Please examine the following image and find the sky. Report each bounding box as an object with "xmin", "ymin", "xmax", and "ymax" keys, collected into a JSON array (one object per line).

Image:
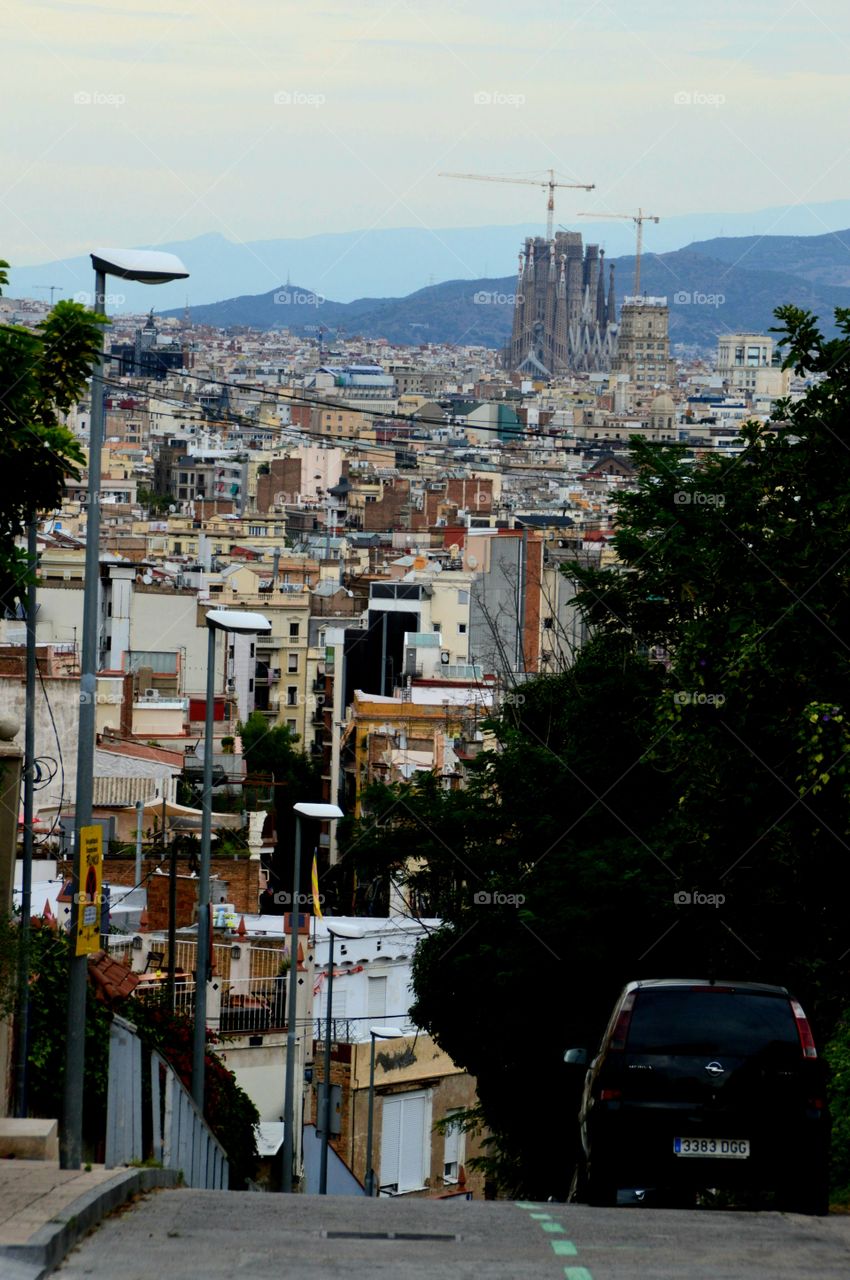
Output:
[{"xmin": 3, "ymin": 0, "xmax": 850, "ymax": 270}]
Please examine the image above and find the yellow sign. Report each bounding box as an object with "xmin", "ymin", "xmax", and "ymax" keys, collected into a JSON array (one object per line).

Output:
[{"xmin": 75, "ymin": 825, "xmax": 103, "ymax": 955}]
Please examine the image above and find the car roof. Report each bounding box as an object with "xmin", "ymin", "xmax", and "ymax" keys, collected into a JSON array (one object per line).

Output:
[{"xmin": 624, "ymin": 978, "xmax": 790, "ymax": 996}]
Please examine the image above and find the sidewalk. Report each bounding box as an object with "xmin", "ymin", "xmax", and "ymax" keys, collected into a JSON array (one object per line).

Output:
[{"xmin": 0, "ymin": 1158, "xmax": 179, "ymax": 1278}]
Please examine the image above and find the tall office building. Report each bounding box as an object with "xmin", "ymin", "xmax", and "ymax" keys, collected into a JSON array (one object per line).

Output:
[{"xmin": 611, "ymin": 296, "xmax": 674, "ymax": 391}]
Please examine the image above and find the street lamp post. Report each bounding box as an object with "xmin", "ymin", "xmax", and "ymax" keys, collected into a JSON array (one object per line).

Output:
[
  {"xmin": 318, "ymin": 922, "xmax": 364, "ymax": 1195},
  {"xmin": 191, "ymin": 609, "xmax": 271, "ymax": 1112},
  {"xmin": 61, "ymin": 248, "xmax": 189, "ymax": 1171},
  {"xmin": 364, "ymin": 1026, "xmax": 403, "ymax": 1197},
  {"xmin": 282, "ymin": 802, "xmax": 344, "ymax": 1193}
]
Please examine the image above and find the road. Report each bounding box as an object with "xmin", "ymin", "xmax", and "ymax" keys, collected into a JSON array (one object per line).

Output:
[{"xmin": 56, "ymin": 1190, "xmax": 850, "ymax": 1279}]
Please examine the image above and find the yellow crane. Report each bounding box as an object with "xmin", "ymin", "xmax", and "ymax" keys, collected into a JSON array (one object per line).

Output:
[
  {"xmin": 439, "ymin": 169, "xmax": 595, "ymax": 241},
  {"xmin": 577, "ymin": 208, "xmax": 660, "ymax": 296}
]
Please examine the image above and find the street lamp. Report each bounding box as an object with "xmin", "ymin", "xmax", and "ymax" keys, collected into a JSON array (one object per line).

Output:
[
  {"xmin": 318, "ymin": 921, "xmax": 364, "ymax": 1195},
  {"xmin": 191, "ymin": 608, "xmax": 271, "ymax": 1112},
  {"xmin": 365, "ymin": 1026, "xmax": 404, "ymax": 1197},
  {"xmin": 282, "ymin": 802, "xmax": 344, "ymax": 1193},
  {"xmin": 62, "ymin": 247, "xmax": 189, "ymax": 1171}
]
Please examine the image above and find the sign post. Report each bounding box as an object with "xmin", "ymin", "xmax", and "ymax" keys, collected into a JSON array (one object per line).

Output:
[{"xmin": 75, "ymin": 825, "xmax": 103, "ymax": 956}]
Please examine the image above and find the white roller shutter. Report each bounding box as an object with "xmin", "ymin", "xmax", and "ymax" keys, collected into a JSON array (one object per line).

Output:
[
  {"xmin": 367, "ymin": 975, "xmax": 388, "ymax": 1019},
  {"xmin": 379, "ymin": 1090, "xmax": 431, "ymax": 1193}
]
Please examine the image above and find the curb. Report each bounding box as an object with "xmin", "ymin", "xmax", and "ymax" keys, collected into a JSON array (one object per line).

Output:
[{"xmin": 0, "ymin": 1166, "xmax": 180, "ymax": 1278}]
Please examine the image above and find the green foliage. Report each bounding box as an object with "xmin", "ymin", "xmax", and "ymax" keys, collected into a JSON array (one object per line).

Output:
[
  {"xmin": 26, "ymin": 924, "xmax": 112, "ymax": 1152},
  {"xmin": 344, "ymin": 307, "xmax": 850, "ymax": 1197},
  {"xmin": 238, "ymin": 711, "xmax": 321, "ymax": 905},
  {"xmin": 825, "ymin": 1013, "xmax": 850, "ymax": 1204},
  {"xmin": 0, "ymin": 912, "xmax": 21, "ymax": 1022},
  {"xmin": 0, "ymin": 266, "xmax": 105, "ymax": 613}
]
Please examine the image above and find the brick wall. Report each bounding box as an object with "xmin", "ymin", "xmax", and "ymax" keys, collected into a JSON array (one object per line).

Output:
[{"xmin": 58, "ymin": 855, "xmax": 262, "ymax": 919}]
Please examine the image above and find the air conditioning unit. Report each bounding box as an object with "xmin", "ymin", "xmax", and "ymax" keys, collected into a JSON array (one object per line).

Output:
[
  {"xmin": 143, "ymin": 687, "xmax": 156, "ymax": 698},
  {"xmin": 226, "ymin": 678, "xmax": 236, "ymax": 692}
]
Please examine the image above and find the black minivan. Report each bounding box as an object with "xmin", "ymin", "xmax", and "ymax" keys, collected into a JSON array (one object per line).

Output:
[{"xmin": 566, "ymin": 979, "xmax": 831, "ymax": 1213}]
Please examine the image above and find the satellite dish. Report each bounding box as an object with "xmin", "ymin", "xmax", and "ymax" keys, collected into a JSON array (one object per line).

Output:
[
  {"xmin": 168, "ymin": 504, "xmax": 176, "ymax": 513},
  {"xmin": 467, "ymin": 554, "xmax": 478, "ymax": 569},
  {"xmin": 142, "ymin": 573, "xmax": 153, "ymax": 584},
  {"xmin": 433, "ymin": 561, "xmax": 442, "ymax": 573}
]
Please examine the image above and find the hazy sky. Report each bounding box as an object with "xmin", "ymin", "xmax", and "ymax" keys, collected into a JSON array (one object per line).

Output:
[{"xmin": 3, "ymin": 0, "xmax": 849, "ymax": 267}]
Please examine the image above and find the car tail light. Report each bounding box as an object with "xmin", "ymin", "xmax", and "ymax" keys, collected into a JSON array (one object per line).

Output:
[
  {"xmin": 807, "ymin": 1097, "xmax": 826, "ymax": 1111},
  {"xmin": 600, "ymin": 1088, "xmax": 622, "ymax": 1101},
  {"xmin": 609, "ymin": 990, "xmax": 636, "ymax": 1051},
  {"xmin": 790, "ymin": 999, "xmax": 818, "ymax": 1059}
]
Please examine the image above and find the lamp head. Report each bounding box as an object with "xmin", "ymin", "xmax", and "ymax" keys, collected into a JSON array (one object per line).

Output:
[
  {"xmin": 205, "ymin": 608, "xmax": 272, "ymax": 635},
  {"xmin": 370, "ymin": 1026, "xmax": 404, "ymax": 1040},
  {"xmin": 90, "ymin": 247, "xmax": 189, "ymax": 284},
  {"xmin": 293, "ymin": 802, "xmax": 344, "ymax": 820}
]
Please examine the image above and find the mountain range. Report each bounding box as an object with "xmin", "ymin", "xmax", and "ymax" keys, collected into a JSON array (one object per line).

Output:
[
  {"xmin": 7, "ymin": 199, "xmax": 850, "ymax": 314},
  {"xmin": 164, "ymin": 233, "xmax": 850, "ymax": 351}
]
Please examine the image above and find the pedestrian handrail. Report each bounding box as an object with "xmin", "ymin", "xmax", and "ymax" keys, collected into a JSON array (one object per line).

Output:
[{"xmin": 105, "ymin": 1015, "xmax": 229, "ymax": 1189}]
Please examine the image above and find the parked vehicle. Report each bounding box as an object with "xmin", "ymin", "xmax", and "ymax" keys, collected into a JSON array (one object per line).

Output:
[{"xmin": 565, "ymin": 978, "xmax": 831, "ymax": 1213}]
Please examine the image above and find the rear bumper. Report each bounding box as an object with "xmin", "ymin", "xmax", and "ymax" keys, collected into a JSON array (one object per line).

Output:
[{"xmin": 587, "ymin": 1103, "xmax": 829, "ymax": 1188}]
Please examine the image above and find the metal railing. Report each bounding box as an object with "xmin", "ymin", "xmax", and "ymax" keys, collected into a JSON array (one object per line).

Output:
[
  {"xmin": 220, "ymin": 976, "xmax": 287, "ymax": 1034},
  {"xmin": 106, "ymin": 1016, "xmax": 229, "ymax": 1189}
]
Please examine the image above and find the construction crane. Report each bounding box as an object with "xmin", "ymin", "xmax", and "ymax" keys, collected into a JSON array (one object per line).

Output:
[
  {"xmin": 34, "ymin": 285, "xmax": 62, "ymax": 306},
  {"xmin": 576, "ymin": 209, "xmax": 660, "ymax": 296},
  {"xmin": 440, "ymin": 169, "xmax": 595, "ymax": 241}
]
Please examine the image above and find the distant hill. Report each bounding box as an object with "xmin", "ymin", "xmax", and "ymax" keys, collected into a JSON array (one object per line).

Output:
[
  {"xmin": 687, "ymin": 229, "xmax": 850, "ymax": 288},
  {"xmin": 167, "ymin": 240, "xmax": 850, "ymax": 351}
]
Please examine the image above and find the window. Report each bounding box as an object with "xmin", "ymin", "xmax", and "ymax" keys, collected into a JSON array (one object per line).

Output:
[
  {"xmin": 367, "ymin": 975, "xmax": 388, "ymax": 1019},
  {"xmin": 289, "ymin": 621, "xmax": 300, "ymax": 639},
  {"xmin": 458, "ymin": 623, "xmax": 467, "ymax": 635},
  {"xmin": 443, "ymin": 1109, "xmax": 465, "ymax": 1185},
  {"xmin": 287, "ymin": 686, "xmax": 298, "ymax": 706},
  {"xmin": 543, "ymin": 616, "xmax": 553, "ymax": 630},
  {"xmin": 248, "ymin": 678, "xmax": 254, "ymax": 692},
  {"xmin": 173, "ymin": 542, "xmax": 182, "ymax": 554},
  {"xmin": 250, "ymin": 643, "xmax": 255, "ymax": 659},
  {"xmin": 432, "ymin": 624, "xmax": 440, "ymax": 633},
  {"xmin": 287, "ymin": 718, "xmax": 297, "ymax": 732},
  {"xmin": 458, "ymin": 590, "xmax": 469, "ymax": 605},
  {"xmin": 288, "ymin": 654, "xmax": 298, "ymax": 673},
  {"xmin": 380, "ymin": 1090, "xmax": 431, "ymax": 1194}
]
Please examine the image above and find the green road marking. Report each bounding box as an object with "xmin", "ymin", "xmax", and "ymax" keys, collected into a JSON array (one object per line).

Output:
[
  {"xmin": 530, "ymin": 1212, "xmax": 552, "ymax": 1219},
  {"xmin": 564, "ymin": 1269, "xmax": 594, "ymax": 1280},
  {"xmin": 551, "ymin": 1239, "xmax": 578, "ymax": 1255},
  {"xmin": 515, "ymin": 1201, "xmax": 538, "ymax": 1209},
  {"xmin": 542, "ymin": 1221, "xmax": 565, "ymax": 1233}
]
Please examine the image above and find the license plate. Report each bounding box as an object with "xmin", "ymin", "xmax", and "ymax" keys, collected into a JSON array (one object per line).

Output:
[{"xmin": 674, "ymin": 1137, "xmax": 750, "ymax": 1158}]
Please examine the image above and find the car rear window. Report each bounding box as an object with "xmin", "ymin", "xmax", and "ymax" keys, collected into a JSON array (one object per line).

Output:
[{"xmin": 625, "ymin": 989, "xmax": 799, "ymax": 1056}]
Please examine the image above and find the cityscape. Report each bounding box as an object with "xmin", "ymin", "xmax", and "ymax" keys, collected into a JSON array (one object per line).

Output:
[{"xmin": 2, "ymin": 2, "xmax": 850, "ymax": 1277}]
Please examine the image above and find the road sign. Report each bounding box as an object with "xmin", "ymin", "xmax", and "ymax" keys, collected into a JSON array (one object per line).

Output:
[{"xmin": 75, "ymin": 825, "xmax": 103, "ymax": 955}]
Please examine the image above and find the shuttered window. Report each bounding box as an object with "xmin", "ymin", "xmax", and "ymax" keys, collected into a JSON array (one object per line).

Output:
[
  {"xmin": 379, "ymin": 1090, "xmax": 431, "ymax": 1193},
  {"xmin": 443, "ymin": 1109, "xmax": 464, "ymax": 1184},
  {"xmin": 367, "ymin": 975, "xmax": 387, "ymax": 1019}
]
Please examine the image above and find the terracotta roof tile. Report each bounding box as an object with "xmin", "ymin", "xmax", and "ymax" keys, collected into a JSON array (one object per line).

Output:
[{"xmin": 88, "ymin": 950, "xmax": 140, "ymax": 1004}]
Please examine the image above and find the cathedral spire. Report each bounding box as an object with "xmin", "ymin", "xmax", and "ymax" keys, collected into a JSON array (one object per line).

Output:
[
  {"xmin": 606, "ymin": 261, "xmax": 617, "ymax": 327},
  {"xmin": 596, "ymin": 248, "xmax": 607, "ymax": 326}
]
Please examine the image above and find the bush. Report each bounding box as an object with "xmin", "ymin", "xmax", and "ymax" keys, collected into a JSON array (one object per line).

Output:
[{"xmin": 825, "ymin": 1013, "xmax": 850, "ymax": 1204}]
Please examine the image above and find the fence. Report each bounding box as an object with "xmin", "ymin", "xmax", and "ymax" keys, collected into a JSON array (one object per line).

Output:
[
  {"xmin": 220, "ymin": 975, "xmax": 287, "ymax": 1034},
  {"xmin": 106, "ymin": 1015, "xmax": 229, "ymax": 1189}
]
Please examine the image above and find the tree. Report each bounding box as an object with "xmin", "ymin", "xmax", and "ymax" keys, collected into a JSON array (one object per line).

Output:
[
  {"xmin": 238, "ymin": 712, "xmax": 321, "ymax": 910},
  {"xmin": 0, "ymin": 261, "xmax": 105, "ymax": 612},
  {"xmin": 342, "ymin": 307, "xmax": 850, "ymax": 1197}
]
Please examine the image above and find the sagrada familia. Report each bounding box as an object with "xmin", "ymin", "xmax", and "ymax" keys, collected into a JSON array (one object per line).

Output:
[{"xmin": 505, "ymin": 231, "xmax": 617, "ymax": 377}]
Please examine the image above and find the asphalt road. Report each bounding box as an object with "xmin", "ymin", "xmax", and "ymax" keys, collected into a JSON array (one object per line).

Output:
[{"xmin": 56, "ymin": 1190, "xmax": 850, "ymax": 1280}]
